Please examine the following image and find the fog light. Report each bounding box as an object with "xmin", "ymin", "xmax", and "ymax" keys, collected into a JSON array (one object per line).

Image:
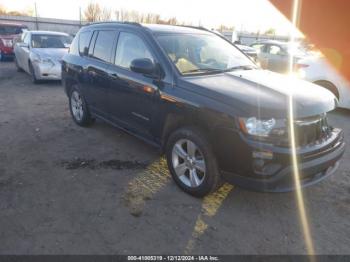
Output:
[{"xmin": 252, "ymin": 150, "xmax": 273, "ymax": 160}]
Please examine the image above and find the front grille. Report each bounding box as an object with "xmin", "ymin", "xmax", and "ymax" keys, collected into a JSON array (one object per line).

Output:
[{"xmin": 294, "ymin": 114, "xmax": 332, "ymax": 147}]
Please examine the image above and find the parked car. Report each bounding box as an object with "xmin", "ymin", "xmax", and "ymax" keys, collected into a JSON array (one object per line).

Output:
[
  {"xmin": 250, "ymin": 40, "xmax": 310, "ymax": 73},
  {"xmin": 14, "ymin": 31, "xmax": 72, "ymax": 83},
  {"xmin": 62, "ymin": 23, "xmax": 345, "ymax": 197},
  {"xmin": 296, "ymin": 56, "xmax": 350, "ymax": 109},
  {"xmin": 0, "ymin": 22, "xmax": 28, "ymax": 61}
]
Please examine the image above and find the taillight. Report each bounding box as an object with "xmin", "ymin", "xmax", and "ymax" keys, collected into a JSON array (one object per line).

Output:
[{"xmin": 295, "ymin": 63, "xmax": 309, "ymax": 70}]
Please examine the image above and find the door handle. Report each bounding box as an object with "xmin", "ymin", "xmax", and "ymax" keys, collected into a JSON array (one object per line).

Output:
[
  {"xmin": 109, "ymin": 73, "xmax": 119, "ymax": 80},
  {"xmin": 88, "ymin": 71, "xmax": 97, "ymax": 76}
]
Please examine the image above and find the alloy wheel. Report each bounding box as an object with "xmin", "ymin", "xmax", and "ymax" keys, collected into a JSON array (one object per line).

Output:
[
  {"xmin": 70, "ymin": 91, "xmax": 84, "ymax": 121},
  {"xmin": 171, "ymin": 139, "xmax": 206, "ymax": 188}
]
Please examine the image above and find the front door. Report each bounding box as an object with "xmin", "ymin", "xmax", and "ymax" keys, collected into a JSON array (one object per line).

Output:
[{"xmin": 107, "ymin": 31, "xmax": 160, "ymax": 138}]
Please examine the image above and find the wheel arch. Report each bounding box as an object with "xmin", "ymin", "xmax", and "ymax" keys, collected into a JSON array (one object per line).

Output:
[
  {"xmin": 313, "ymin": 80, "xmax": 339, "ymax": 100},
  {"xmin": 160, "ymin": 109, "xmax": 217, "ymax": 153},
  {"xmin": 64, "ymin": 77, "xmax": 79, "ymax": 97}
]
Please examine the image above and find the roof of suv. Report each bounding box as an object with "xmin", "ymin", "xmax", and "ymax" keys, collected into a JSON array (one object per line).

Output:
[{"xmin": 85, "ymin": 22, "xmax": 212, "ymax": 35}]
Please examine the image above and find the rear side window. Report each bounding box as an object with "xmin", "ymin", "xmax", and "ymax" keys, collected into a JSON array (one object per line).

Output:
[
  {"xmin": 92, "ymin": 30, "xmax": 117, "ymax": 63},
  {"xmin": 79, "ymin": 31, "xmax": 92, "ymax": 56},
  {"xmin": 69, "ymin": 34, "xmax": 79, "ymax": 55},
  {"xmin": 114, "ymin": 32, "xmax": 154, "ymax": 69}
]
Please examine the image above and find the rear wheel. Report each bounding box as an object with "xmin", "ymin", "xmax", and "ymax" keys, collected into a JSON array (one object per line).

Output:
[
  {"xmin": 69, "ymin": 86, "xmax": 94, "ymax": 127},
  {"xmin": 166, "ymin": 127, "xmax": 221, "ymax": 197}
]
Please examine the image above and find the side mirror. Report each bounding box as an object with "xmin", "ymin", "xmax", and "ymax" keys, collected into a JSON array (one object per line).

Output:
[
  {"xmin": 130, "ymin": 58, "xmax": 155, "ymax": 75},
  {"xmin": 18, "ymin": 42, "xmax": 29, "ymax": 48}
]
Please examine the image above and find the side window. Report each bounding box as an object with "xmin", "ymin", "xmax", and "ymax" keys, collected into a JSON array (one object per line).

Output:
[
  {"xmin": 69, "ymin": 34, "xmax": 79, "ymax": 55},
  {"xmin": 79, "ymin": 31, "xmax": 92, "ymax": 56},
  {"xmin": 268, "ymin": 45, "xmax": 283, "ymax": 55},
  {"xmin": 23, "ymin": 33, "xmax": 30, "ymax": 45},
  {"xmin": 114, "ymin": 32, "xmax": 154, "ymax": 69},
  {"xmin": 88, "ymin": 31, "xmax": 98, "ymax": 57},
  {"xmin": 92, "ymin": 30, "xmax": 117, "ymax": 63},
  {"xmin": 251, "ymin": 44, "xmax": 265, "ymax": 53}
]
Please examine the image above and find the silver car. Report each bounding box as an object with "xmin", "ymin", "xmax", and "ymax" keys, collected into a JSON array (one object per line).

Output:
[
  {"xmin": 14, "ymin": 31, "xmax": 72, "ymax": 83},
  {"xmin": 250, "ymin": 40, "xmax": 310, "ymax": 73}
]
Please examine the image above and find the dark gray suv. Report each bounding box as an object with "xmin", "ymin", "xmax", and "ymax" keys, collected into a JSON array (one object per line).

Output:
[{"xmin": 62, "ymin": 22, "xmax": 345, "ymax": 197}]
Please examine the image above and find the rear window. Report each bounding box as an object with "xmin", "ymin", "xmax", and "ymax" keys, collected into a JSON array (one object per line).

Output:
[
  {"xmin": 91, "ymin": 30, "xmax": 117, "ymax": 63},
  {"xmin": 0, "ymin": 25, "xmax": 27, "ymax": 35},
  {"xmin": 79, "ymin": 31, "xmax": 92, "ymax": 56}
]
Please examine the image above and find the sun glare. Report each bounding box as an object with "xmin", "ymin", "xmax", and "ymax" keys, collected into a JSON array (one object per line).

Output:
[{"xmin": 288, "ymin": 0, "xmax": 315, "ymax": 258}]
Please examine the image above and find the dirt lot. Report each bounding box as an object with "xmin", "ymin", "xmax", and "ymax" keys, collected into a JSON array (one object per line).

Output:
[{"xmin": 0, "ymin": 61, "xmax": 349, "ymax": 255}]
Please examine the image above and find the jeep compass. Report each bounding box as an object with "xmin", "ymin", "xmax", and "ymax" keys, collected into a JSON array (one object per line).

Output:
[{"xmin": 62, "ymin": 22, "xmax": 345, "ymax": 197}]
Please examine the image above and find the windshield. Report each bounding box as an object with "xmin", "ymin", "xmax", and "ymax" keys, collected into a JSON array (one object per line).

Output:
[
  {"xmin": 0, "ymin": 25, "xmax": 27, "ymax": 35},
  {"xmin": 31, "ymin": 34, "xmax": 72, "ymax": 49},
  {"xmin": 156, "ymin": 34, "xmax": 256, "ymax": 75}
]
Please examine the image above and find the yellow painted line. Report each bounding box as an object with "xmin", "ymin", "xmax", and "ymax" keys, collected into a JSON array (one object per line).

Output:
[
  {"xmin": 123, "ymin": 157, "xmax": 171, "ymax": 216},
  {"xmin": 184, "ymin": 183, "xmax": 234, "ymax": 254}
]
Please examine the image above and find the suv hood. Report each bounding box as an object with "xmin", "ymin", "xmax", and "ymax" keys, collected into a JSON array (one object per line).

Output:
[{"xmin": 182, "ymin": 69, "xmax": 337, "ymax": 119}]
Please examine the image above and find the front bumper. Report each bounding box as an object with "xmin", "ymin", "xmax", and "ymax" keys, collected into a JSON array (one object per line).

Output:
[
  {"xmin": 222, "ymin": 128, "xmax": 345, "ymax": 192},
  {"xmin": 32, "ymin": 61, "xmax": 62, "ymax": 80}
]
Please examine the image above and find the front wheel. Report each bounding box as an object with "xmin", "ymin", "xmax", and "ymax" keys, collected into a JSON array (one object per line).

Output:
[
  {"xmin": 69, "ymin": 86, "xmax": 94, "ymax": 127},
  {"xmin": 29, "ymin": 61, "xmax": 40, "ymax": 84},
  {"xmin": 14, "ymin": 57, "xmax": 23, "ymax": 72},
  {"xmin": 166, "ymin": 127, "xmax": 221, "ymax": 197}
]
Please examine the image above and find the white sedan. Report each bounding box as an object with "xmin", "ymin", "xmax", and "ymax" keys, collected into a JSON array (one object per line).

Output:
[
  {"xmin": 296, "ymin": 56, "xmax": 350, "ymax": 109},
  {"xmin": 14, "ymin": 31, "xmax": 72, "ymax": 83}
]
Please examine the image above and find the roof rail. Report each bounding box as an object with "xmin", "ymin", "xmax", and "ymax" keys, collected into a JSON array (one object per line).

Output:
[
  {"xmin": 85, "ymin": 21, "xmax": 142, "ymax": 27},
  {"xmin": 176, "ymin": 25, "xmax": 211, "ymax": 32}
]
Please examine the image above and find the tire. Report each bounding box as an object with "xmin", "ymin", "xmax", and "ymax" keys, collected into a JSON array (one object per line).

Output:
[
  {"xmin": 29, "ymin": 61, "xmax": 40, "ymax": 84},
  {"xmin": 14, "ymin": 57, "xmax": 23, "ymax": 72},
  {"xmin": 166, "ymin": 126, "xmax": 221, "ymax": 197},
  {"xmin": 68, "ymin": 86, "xmax": 94, "ymax": 127}
]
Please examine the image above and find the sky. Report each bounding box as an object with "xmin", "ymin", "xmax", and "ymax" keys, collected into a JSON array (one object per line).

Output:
[{"xmin": 1, "ymin": 0, "xmax": 298, "ymax": 35}]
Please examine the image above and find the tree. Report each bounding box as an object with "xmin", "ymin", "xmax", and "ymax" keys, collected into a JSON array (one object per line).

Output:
[
  {"xmin": 264, "ymin": 28, "xmax": 276, "ymax": 35},
  {"xmin": 0, "ymin": 5, "xmax": 33, "ymax": 16},
  {"xmin": 83, "ymin": 2, "xmax": 102, "ymax": 22},
  {"xmin": 0, "ymin": 5, "xmax": 6, "ymax": 15},
  {"xmin": 100, "ymin": 7, "xmax": 111, "ymax": 21}
]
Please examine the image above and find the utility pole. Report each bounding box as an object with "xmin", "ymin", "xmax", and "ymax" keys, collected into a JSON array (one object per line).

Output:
[
  {"xmin": 79, "ymin": 7, "xmax": 82, "ymax": 27},
  {"xmin": 34, "ymin": 2, "xmax": 39, "ymax": 30}
]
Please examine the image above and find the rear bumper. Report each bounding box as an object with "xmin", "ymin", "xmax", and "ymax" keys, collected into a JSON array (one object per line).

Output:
[
  {"xmin": 222, "ymin": 129, "xmax": 346, "ymax": 192},
  {"xmin": 0, "ymin": 46, "xmax": 14, "ymax": 57}
]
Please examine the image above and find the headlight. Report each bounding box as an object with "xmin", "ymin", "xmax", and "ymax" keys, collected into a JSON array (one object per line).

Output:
[
  {"xmin": 239, "ymin": 117, "xmax": 286, "ymax": 137},
  {"xmin": 31, "ymin": 53, "xmax": 41, "ymax": 63}
]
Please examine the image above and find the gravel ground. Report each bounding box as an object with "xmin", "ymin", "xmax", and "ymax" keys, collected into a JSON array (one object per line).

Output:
[{"xmin": 0, "ymin": 61, "xmax": 349, "ymax": 255}]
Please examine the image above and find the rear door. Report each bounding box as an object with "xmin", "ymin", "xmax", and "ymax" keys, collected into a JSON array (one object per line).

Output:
[{"xmin": 83, "ymin": 30, "xmax": 118, "ymax": 117}]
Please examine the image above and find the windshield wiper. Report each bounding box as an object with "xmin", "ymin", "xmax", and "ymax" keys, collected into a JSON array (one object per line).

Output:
[
  {"xmin": 182, "ymin": 68, "xmax": 223, "ymax": 74},
  {"xmin": 223, "ymin": 65, "xmax": 256, "ymax": 72}
]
